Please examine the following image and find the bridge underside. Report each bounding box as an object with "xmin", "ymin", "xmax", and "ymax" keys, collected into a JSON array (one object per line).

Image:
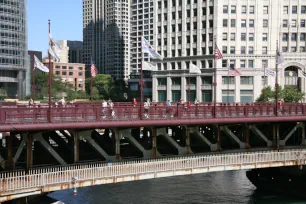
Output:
[{"xmin": 0, "ymin": 121, "xmax": 305, "ymax": 171}]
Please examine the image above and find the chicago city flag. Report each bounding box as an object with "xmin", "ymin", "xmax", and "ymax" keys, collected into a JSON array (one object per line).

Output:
[
  {"xmin": 142, "ymin": 37, "xmax": 162, "ymax": 60},
  {"xmin": 34, "ymin": 55, "xmax": 49, "ymax": 73}
]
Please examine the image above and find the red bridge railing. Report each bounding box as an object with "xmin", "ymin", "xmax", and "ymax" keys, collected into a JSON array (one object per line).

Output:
[{"xmin": 0, "ymin": 102, "xmax": 306, "ymax": 124}]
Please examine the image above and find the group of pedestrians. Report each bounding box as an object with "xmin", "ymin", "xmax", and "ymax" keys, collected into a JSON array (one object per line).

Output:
[{"xmin": 101, "ymin": 100, "xmax": 114, "ymax": 118}]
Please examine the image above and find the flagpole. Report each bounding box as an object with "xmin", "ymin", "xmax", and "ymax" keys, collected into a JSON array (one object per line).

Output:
[
  {"xmin": 140, "ymin": 34, "xmax": 144, "ymax": 119},
  {"xmin": 31, "ymin": 58, "xmax": 36, "ymax": 101},
  {"xmin": 48, "ymin": 19, "xmax": 52, "ymax": 122},
  {"xmin": 275, "ymin": 40, "xmax": 279, "ymax": 116},
  {"xmin": 90, "ymin": 76, "xmax": 93, "ymax": 102},
  {"xmin": 213, "ymin": 37, "xmax": 217, "ymax": 118},
  {"xmin": 188, "ymin": 74, "xmax": 190, "ymax": 102}
]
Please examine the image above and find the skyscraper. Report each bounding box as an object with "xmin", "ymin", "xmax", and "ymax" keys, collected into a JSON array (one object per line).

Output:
[
  {"xmin": 0, "ymin": 0, "xmax": 28, "ymax": 99},
  {"xmin": 83, "ymin": 0, "xmax": 130, "ymax": 80}
]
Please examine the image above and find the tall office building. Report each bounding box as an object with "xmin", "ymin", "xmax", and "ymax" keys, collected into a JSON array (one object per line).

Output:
[
  {"xmin": 83, "ymin": 0, "xmax": 130, "ymax": 80},
  {"xmin": 0, "ymin": 0, "xmax": 28, "ymax": 99},
  {"xmin": 152, "ymin": 0, "xmax": 306, "ymax": 103},
  {"xmin": 56, "ymin": 40, "xmax": 83, "ymax": 63}
]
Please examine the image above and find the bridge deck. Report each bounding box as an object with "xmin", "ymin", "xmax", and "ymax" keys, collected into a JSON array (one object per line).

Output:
[
  {"xmin": 0, "ymin": 149, "xmax": 305, "ymax": 202},
  {"xmin": 0, "ymin": 103, "xmax": 306, "ymax": 131}
]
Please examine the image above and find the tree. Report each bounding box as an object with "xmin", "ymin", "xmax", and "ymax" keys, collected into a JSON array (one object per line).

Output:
[
  {"xmin": 256, "ymin": 85, "xmax": 305, "ymax": 103},
  {"xmin": 0, "ymin": 88, "xmax": 7, "ymax": 100},
  {"xmin": 86, "ymin": 74, "xmax": 115, "ymax": 99}
]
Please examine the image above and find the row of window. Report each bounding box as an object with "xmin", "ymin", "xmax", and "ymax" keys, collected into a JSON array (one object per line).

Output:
[
  {"xmin": 55, "ymin": 66, "xmax": 83, "ymax": 71},
  {"xmin": 55, "ymin": 71, "xmax": 83, "ymax": 76},
  {"xmin": 223, "ymin": 19, "xmax": 268, "ymax": 28},
  {"xmin": 223, "ymin": 5, "xmax": 306, "ymax": 15}
]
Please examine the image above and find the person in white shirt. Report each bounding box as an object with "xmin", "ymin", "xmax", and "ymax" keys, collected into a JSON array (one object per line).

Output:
[{"xmin": 102, "ymin": 100, "xmax": 108, "ymax": 117}]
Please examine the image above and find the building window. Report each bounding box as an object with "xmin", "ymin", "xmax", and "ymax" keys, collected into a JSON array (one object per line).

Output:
[
  {"xmin": 240, "ymin": 60, "xmax": 246, "ymax": 68},
  {"xmin": 223, "ymin": 19, "xmax": 228, "ymax": 27},
  {"xmin": 241, "ymin": 76, "xmax": 253, "ymax": 85},
  {"xmin": 282, "ymin": 33, "xmax": 288, "ymax": 41},
  {"xmin": 222, "ymin": 33, "xmax": 228, "ymax": 40},
  {"xmin": 55, "ymin": 71, "xmax": 60, "ymax": 75},
  {"xmin": 62, "ymin": 66, "xmax": 67, "ymax": 69},
  {"xmin": 301, "ymin": 33, "xmax": 306, "ymax": 41},
  {"xmin": 250, "ymin": 6, "xmax": 255, "ymax": 14},
  {"xmin": 301, "ymin": 20, "xmax": 306, "ymax": 27},
  {"xmin": 242, "ymin": 6, "xmax": 247, "ymax": 14},
  {"xmin": 62, "ymin": 71, "xmax": 67, "ymax": 75},
  {"xmin": 263, "ymin": 6, "xmax": 268, "ymax": 14},
  {"xmin": 263, "ymin": 33, "xmax": 268, "ymax": 41},
  {"xmin": 283, "ymin": 20, "xmax": 288, "ymax": 27},
  {"xmin": 283, "ymin": 6, "xmax": 289, "ymax": 14},
  {"xmin": 158, "ymin": 78, "xmax": 167, "ymax": 86},
  {"xmin": 263, "ymin": 19, "xmax": 268, "ymax": 27},
  {"xmin": 55, "ymin": 66, "xmax": 60, "ymax": 69},
  {"xmin": 241, "ymin": 33, "xmax": 246, "ymax": 41},
  {"xmin": 241, "ymin": 19, "xmax": 246, "ymax": 27},
  {"xmin": 222, "ymin": 76, "xmax": 235, "ymax": 84},
  {"xmin": 291, "ymin": 33, "xmax": 297, "ymax": 41},
  {"xmin": 302, "ymin": 6, "xmax": 306, "ymax": 14},
  {"xmin": 230, "ymin": 33, "xmax": 235, "ymax": 41},
  {"xmin": 282, "ymin": 47, "xmax": 288, "ymax": 52},
  {"xmin": 202, "ymin": 91, "xmax": 212, "ymax": 102},
  {"xmin": 292, "ymin": 6, "xmax": 297, "ymax": 14},
  {"xmin": 262, "ymin": 60, "xmax": 268, "ymax": 68},
  {"xmin": 69, "ymin": 72, "xmax": 73, "ymax": 76},
  {"xmin": 230, "ymin": 46, "xmax": 235, "ymax": 54},
  {"xmin": 78, "ymin": 67, "xmax": 83, "ymax": 70},
  {"xmin": 262, "ymin": 46, "xmax": 267, "ymax": 54},
  {"xmin": 222, "ymin": 60, "xmax": 227, "ymax": 68},
  {"xmin": 222, "ymin": 90, "xmax": 235, "ymax": 103},
  {"xmin": 291, "ymin": 47, "xmax": 297, "ymax": 52},
  {"xmin": 231, "ymin": 19, "xmax": 236, "ymax": 27},
  {"xmin": 292, "ymin": 19, "xmax": 297, "ymax": 27},
  {"xmin": 249, "ymin": 19, "xmax": 254, "ymax": 27},
  {"xmin": 158, "ymin": 91, "xmax": 166, "ymax": 102},
  {"xmin": 301, "ymin": 47, "xmax": 306, "ymax": 52},
  {"xmin": 202, "ymin": 77, "xmax": 212, "ymax": 85},
  {"xmin": 249, "ymin": 47, "xmax": 254, "ymax": 54},
  {"xmin": 172, "ymin": 90, "xmax": 181, "ymax": 102},
  {"xmin": 231, "ymin": 5, "xmax": 236, "ymax": 14},
  {"xmin": 240, "ymin": 90, "xmax": 253, "ymax": 103},
  {"xmin": 249, "ymin": 33, "xmax": 254, "ymax": 41},
  {"xmin": 241, "ymin": 46, "xmax": 246, "ymax": 54},
  {"xmin": 78, "ymin": 72, "xmax": 83, "ymax": 76},
  {"xmin": 223, "ymin": 5, "xmax": 228, "ymax": 14},
  {"xmin": 248, "ymin": 60, "xmax": 254, "ymax": 68},
  {"xmin": 222, "ymin": 46, "xmax": 227, "ymax": 54}
]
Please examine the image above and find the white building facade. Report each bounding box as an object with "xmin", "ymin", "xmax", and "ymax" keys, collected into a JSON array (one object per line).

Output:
[{"xmin": 152, "ymin": 0, "xmax": 306, "ymax": 103}]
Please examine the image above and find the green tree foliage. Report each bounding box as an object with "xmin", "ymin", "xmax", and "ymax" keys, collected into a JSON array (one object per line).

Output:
[
  {"xmin": 33, "ymin": 72, "xmax": 88, "ymax": 101},
  {"xmin": 0, "ymin": 87, "xmax": 7, "ymax": 100},
  {"xmin": 256, "ymin": 85, "xmax": 305, "ymax": 103}
]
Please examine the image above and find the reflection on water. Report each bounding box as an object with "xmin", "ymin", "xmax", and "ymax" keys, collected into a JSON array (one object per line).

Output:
[{"xmin": 49, "ymin": 170, "xmax": 306, "ymax": 204}]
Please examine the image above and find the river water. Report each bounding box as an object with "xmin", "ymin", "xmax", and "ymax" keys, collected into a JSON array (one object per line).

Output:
[{"xmin": 49, "ymin": 170, "xmax": 306, "ymax": 204}]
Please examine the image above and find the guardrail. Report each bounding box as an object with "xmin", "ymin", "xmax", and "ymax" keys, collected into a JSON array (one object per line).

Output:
[
  {"xmin": 1, "ymin": 103, "xmax": 306, "ymax": 124},
  {"xmin": 0, "ymin": 149, "xmax": 304, "ymax": 193}
]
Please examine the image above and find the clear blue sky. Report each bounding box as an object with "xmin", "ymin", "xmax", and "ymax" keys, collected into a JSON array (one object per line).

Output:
[{"xmin": 27, "ymin": 0, "xmax": 83, "ymax": 56}]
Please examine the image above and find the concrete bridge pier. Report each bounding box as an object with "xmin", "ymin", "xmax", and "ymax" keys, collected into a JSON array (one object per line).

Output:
[
  {"xmin": 5, "ymin": 133, "xmax": 15, "ymax": 170},
  {"xmin": 70, "ymin": 130, "xmax": 80, "ymax": 163},
  {"xmin": 113, "ymin": 129, "xmax": 120, "ymax": 160},
  {"xmin": 26, "ymin": 133, "xmax": 33, "ymax": 172}
]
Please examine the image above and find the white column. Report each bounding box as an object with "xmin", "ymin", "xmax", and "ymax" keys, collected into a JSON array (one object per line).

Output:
[
  {"xmin": 152, "ymin": 76, "xmax": 158, "ymax": 102},
  {"xmin": 167, "ymin": 76, "xmax": 171, "ymax": 101},
  {"xmin": 181, "ymin": 76, "xmax": 186, "ymax": 101},
  {"xmin": 235, "ymin": 76, "xmax": 240, "ymax": 102},
  {"xmin": 217, "ymin": 75, "xmax": 223, "ymax": 102},
  {"xmin": 254, "ymin": 75, "xmax": 262, "ymax": 101},
  {"xmin": 196, "ymin": 75, "xmax": 202, "ymax": 101}
]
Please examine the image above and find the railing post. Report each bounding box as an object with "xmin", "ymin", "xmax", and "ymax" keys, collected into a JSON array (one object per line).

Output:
[{"xmin": 0, "ymin": 109, "xmax": 6, "ymax": 124}]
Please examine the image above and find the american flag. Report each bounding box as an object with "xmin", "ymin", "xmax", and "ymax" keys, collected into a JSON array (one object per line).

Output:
[
  {"xmin": 214, "ymin": 43, "xmax": 223, "ymax": 60},
  {"xmin": 229, "ymin": 65, "xmax": 241, "ymax": 76},
  {"xmin": 90, "ymin": 57, "xmax": 98, "ymax": 77}
]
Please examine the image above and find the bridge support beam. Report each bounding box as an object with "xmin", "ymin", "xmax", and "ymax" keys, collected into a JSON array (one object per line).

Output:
[
  {"xmin": 79, "ymin": 130, "xmax": 116, "ymax": 161},
  {"xmin": 71, "ymin": 130, "xmax": 80, "ymax": 163},
  {"xmin": 245, "ymin": 125, "xmax": 251, "ymax": 149},
  {"xmin": 216, "ymin": 125, "xmax": 221, "ymax": 151},
  {"xmin": 156, "ymin": 128, "xmax": 192, "ymax": 155},
  {"xmin": 152, "ymin": 128, "xmax": 157, "ymax": 158},
  {"xmin": 302, "ymin": 123, "xmax": 306, "ymax": 145},
  {"xmin": 279, "ymin": 123, "xmax": 303, "ymax": 146},
  {"xmin": 14, "ymin": 134, "xmax": 26, "ymax": 163},
  {"xmin": 190, "ymin": 127, "xmax": 217, "ymax": 151},
  {"xmin": 34, "ymin": 133, "xmax": 67, "ymax": 166},
  {"xmin": 249, "ymin": 125, "xmax": 272, "ymax": 147},
  {"xmin": 221, "ymin": 126, "xmax": 247, "ymax": 149},
  {"xmin": 120, "ymin": 129, "xmax": 161, "ymax": 159},
  {"xmin": 186, "ymin": 127, "xmax": 191, "ymax": 154},
  {"xmin": 114, "ymin": 129, "xmax": 120, "ymax": 160},
  {"xmin": 26, "ymin": 133, "xmax": 33, "ymax": 171},
  {"xmin": 6, "ymin": 133, "xmax": 15, "ymax": 170}
]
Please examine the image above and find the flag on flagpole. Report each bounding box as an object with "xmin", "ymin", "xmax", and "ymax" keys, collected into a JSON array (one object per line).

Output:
[
  {"xmin": 298, "ymin": 69, "xmax": 306, "ymax": 78},
  {"xmin": 48, "ymin": 32, "xmax": 61, "ymax": 62},
  {"xmin": 34, "ymin": 55, "xmax": 49, "ymax": 73},
  {"xmin": 229, "ymin": 65, "xmax": 241, "ymax": 76},
  {"xmin": 142, "ymin": 61, "xmax": 156, "ymax": 71},
  {"xmin": 264, "ymin": 68, "xmax": 276, "ymax": 77},
  {"xmin": 189, "ymin": 64, "xmax": 201, "ymax": 74},
  {"xmin": 214, "ymin": 43, "xmax": 223, "ymax": 60},
  {"xmin": 142, "ymin": 37, "xmax": 163, "ymax": 60},
  {"xmin": 90, "ymin": 57, "xmax": 98, "ymax": 77},
  {"xmin": 276, "ymin": 48, "xmax": 284, "ymax": 65}
]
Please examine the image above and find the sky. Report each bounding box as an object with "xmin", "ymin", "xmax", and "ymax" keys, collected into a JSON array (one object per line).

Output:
[{"xmin": 27, "ymin": 0, "xmax": 83, "ymax": 56}]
